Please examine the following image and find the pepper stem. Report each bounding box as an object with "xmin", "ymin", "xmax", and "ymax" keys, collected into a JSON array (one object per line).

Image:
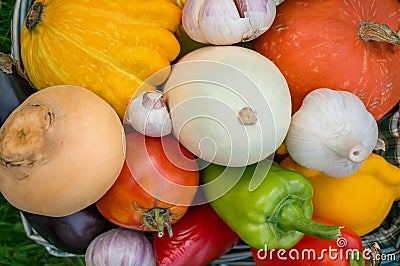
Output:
[
  {"xmin": 358, "ymin": 21, "xmax": 399, "ymax": 45},
  {"xmin": 278, "ymin": 204, "xmax": 341, "ymax": 240}
]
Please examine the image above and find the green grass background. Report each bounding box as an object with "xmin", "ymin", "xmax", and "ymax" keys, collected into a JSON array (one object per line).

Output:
[
  {"xmin": 0, "ymin": 0, "xmax": 85, "ymax": 265},
  {"xmin": 0, "ymin": 0, "xmax": 14, "ymax": 53}
]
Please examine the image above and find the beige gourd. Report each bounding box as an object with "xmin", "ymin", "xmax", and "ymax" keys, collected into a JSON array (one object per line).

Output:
[
  {"xmin": 0, "ymin": 85, "xmax": 125, "ymax": 216},
  {"xmin": 163, "ymin": 46, "xmax": 292, "ymax": 167}
]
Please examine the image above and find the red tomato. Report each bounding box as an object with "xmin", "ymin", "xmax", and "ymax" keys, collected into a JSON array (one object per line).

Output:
[
  {"xmin": 153, "ymin": 203, "xmax": 240, "ymax": 266},
  {"xmin": 96, "ymin": 132, "xmax": 199, "ymax": 237},
  {"xmin": 251, "ymin": 218, "xmax": 366, "ymax": 266}
]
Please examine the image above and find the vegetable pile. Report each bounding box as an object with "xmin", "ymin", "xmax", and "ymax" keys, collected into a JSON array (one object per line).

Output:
[{"xmin": 1, "ymin": 0, "xmax": 399, "ymax": 265}]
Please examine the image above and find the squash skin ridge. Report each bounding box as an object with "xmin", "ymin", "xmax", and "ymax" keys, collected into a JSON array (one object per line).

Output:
[
  {"xmin": 25, "ymin": 25, "xmax": 147, "ymax": 106},
  {"xmin": 61, "ymin": 4, "xmax": 182, "ymax": 33}
]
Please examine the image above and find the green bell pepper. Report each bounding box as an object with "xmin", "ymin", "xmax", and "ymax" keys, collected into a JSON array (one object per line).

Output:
[{"xmin": 200, "ymin": 160, "xmax": 341, "ymax": 250}]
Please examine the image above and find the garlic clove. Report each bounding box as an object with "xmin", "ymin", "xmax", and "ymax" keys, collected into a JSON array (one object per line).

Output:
[
  {"xmin": 182, "ymin": 0, "xmax": 277, "ymax": 45},
  {"xmin": 241, "ymin": 0, "xmax": 277, "ymax": 40},
  {"xmin": 200, "ymin": 17, "xmax": 249, "ymax": 45},
  {"xmin": 182, "ymin": 0, "xmax": 205, "ymax": 43},
  {"xmin": 126, "ymin": 91, "xmax": 173, "ymax": 137},
  {"xmin": 199, "ymin": 0, "xmax": 248, "ymax": 45}
]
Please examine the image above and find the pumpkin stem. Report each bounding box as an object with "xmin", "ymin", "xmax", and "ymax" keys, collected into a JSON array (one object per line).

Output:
[
  {"xmin": 358, "ymin": 21, "xmax": 399, "ymax": 45},
  {"xmin": 26, "ymin": 2, "xmax": 44, "ymax": 31}
]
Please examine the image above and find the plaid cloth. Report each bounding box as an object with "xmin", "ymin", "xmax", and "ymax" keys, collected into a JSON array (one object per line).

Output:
[
  {"xmin": 374, "ymin": 103, "xmax": 400, "ymax": 167},
  {"xmin": 362, "ymin": 102, "xmax": 400, "ymax": 265}
]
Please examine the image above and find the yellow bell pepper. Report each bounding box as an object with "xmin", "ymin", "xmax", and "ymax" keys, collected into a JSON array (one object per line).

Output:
[{"xmin": 280, "ymin": 153, "xmax": 400, "ymax": 236}]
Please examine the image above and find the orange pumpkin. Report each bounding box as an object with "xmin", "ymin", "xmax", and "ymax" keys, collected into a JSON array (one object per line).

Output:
[{"xmin": 254, "ymin": 0, "xmax": 400, "ymax": 120}]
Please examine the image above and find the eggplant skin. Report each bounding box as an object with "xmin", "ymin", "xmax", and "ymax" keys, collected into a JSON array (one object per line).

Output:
[
  {"xmin": 0, "ymin": 53, "xmax": 36, "ymax": 127},
  {"xmin": 21, "ymin": 205, "xmax": 116, "ymax": 255}
]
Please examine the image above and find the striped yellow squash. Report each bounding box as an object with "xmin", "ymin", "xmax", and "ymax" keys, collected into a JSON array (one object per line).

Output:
[{"xmin": 21, "ymin": 0, "xmax": 181, "ymax": 118}]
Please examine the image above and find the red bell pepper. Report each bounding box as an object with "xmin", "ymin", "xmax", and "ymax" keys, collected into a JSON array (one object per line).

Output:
[
  {"xmin": 153, "ymin": 203, "xmax": 240, "ymax": 266},
  {"xmin": 251, "ymin": 218, "xmax": 368, "ymax": 266}
]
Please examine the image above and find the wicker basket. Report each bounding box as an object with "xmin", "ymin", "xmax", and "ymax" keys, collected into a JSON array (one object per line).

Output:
[{"xmin": 11, "ymin": 1, "xmax": 400, "ymax": 265}]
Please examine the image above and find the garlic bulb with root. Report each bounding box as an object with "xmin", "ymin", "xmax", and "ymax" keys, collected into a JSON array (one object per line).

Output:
[
  {"xmin": 182, "ymin": 0, "xmax": 277, "ymax": 45},
  {"xmin": 285, "ymin": 88, "xmax": 378, "ymax": 178},
  {"xmin": 125, "ymin": 91, "xmax": 172, "ymax": 137}
]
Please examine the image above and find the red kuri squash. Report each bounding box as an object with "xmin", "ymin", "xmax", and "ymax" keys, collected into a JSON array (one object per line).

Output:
[{"xmin": 254, "ymin": 0, "xmax": 400, "ymax": 120}]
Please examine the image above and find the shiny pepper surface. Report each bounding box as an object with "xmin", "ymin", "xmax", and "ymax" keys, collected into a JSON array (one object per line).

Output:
[
  {"xmin": 280, "ymin": 153, "xmax": 400, "ymax": 236},
  {"xmin": 201, "ymin": 160, "xmax": 341, "ymax": 250}
]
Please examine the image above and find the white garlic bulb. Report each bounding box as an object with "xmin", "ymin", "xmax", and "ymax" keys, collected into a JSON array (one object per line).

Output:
[
  {"xmin": 182, "ymin": 0, "xmax": 277, "ymax": 45},
  {"xmin": 126, "ymin": 91, "xmax": 172, "ymax": 137},
  {"xmin": 285, "ymin": 88, "xmax": 378, "ymax": 178}
]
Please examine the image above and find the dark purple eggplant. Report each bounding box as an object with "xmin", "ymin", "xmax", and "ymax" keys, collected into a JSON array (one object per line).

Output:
[
  {"xmin": 0, "ymin": 52, "xmax": 36, "ymax": 127},
  {"xmin": 21, "ymin": 204, "xmax": 116, "ymax": 255}
]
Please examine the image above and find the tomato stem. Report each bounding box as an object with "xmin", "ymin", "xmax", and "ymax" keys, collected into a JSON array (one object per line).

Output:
[{"xmin": 143, "ymin": 208, "xmax": 173, "ymax": 238}]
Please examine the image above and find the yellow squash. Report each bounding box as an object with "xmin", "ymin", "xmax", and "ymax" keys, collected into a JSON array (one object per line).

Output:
[
  {"xmin": 20, "ymin": 0, "xmax": 182, "ymax": 118},
  {"xmin": 280, "ymin": 153, "xmax": 400, "ymax": 236}
]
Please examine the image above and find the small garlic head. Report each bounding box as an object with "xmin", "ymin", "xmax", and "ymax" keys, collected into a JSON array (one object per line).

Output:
[
  {"xmin": 126, "ymin": 91, "xmax": 173, "ymax": 137},
  {"xmin": 285, "ymin": 88, "xmax": 378, "ymax": 178},
  {"xmin": 182, "ymin": 0, "xmax": 277, "ymax": 45}
]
